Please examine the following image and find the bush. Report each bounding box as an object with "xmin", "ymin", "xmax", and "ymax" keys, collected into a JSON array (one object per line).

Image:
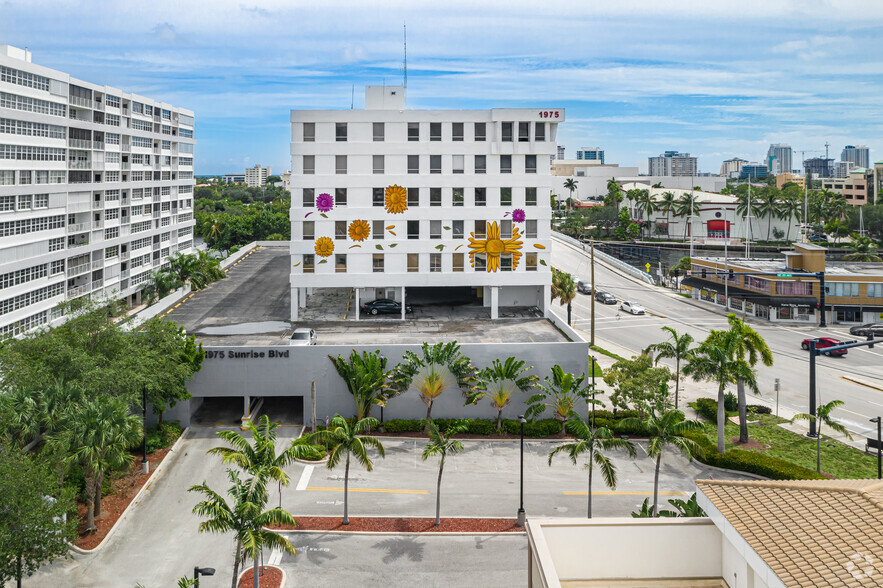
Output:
[
  {"xmin": 686, "ymin": 433, "xmax": 825, "ymax": 480},
  {"xmin": 613, "ymin": 419, "xmax": 648, "ymax": 436},
  {"xmin": 291, "ymin": 437, "xmax": 326, "ymax": 461},
  {"xmin": 137, "ymin": 421, "xmax": 183, "ymax": 454},
  {"xmin": 724, "ymin": 392, "xmax": 738, "ymax": 412},
  {"xmin": 523, "ymin": 419, "xmax": 562, "ymax": 437},
  {"xmin": 466, "ymin": 419, "xmax": 495, "ymax": 436},
  {"xmin": 694, "ymin": 398, "xmax": 718, "ymax": 422},
  {"xmin": 747, "ymin": 404, "xmax": 772, "ymax": 415},
  {"xmin": 592, "ymin": 417, "xmax": 613, "ymax": 430},
  {"xmin": 381, "ymin": 419, "xmax": 424, "ymax": 433}
]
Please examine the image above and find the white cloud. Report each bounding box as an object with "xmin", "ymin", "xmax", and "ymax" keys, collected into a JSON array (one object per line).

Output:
[{"xmin": 150, "ymin": 22, "xmax": 179, "ymax": 44}]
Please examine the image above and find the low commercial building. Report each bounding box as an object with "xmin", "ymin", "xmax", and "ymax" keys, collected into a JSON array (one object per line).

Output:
[
  {"xmin": 223, "ymin": 173, "xmax": 245, "ymax": 184},
  {"xmin": 549, "ymin": 162, "xmax": 725, "ymax": 199},
  {"xmin": 822, "ymin": 168, "xmax": 871, "ymax": 206},
  {"xmin": 775, "ymin": 172, "xmax": 805, "ymax": 190},
  {"xmin": 684, "ymin": 243, "xmax": 883, "ymax": 324}
]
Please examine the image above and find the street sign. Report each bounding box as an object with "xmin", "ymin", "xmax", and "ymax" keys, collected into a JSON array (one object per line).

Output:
[
  {"xmin": 645, "ymin": 263, "xmax": 651, "ymax": 273},
  {"xmin": 777, "ymin": 273, "xmax": 793, "ymax": 277}
]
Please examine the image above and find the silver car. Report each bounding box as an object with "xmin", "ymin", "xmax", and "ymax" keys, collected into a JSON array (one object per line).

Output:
[
  {"xmin": 619, "ymin": 301, "xmax": 646, "ymax": 315},
  {"xmin": 289, "ymin": 328, "xmax": 317, "ymax": 346}
]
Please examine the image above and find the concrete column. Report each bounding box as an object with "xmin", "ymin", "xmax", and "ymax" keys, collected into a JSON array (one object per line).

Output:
[
  {"xmin": 243, "ymin": 395, "xmax": 250, "ymax": 417},
  {"xmin": 490, "ymin": 286, "xmax": 499, "ymax": 320},
  {"xmin": 541, "ymin": 284, "xmax": 551, "ymax": 315},
  {"xmin": 401, "ymin": 286, "xmax": 406, "ymax": 320},
  {"xmin": 290, "ymin": 286, "xmax": 299, "ymax": 321},
  {"xmin": 355, "ymin": 288, "xmax": 360, "ymax": 321}
]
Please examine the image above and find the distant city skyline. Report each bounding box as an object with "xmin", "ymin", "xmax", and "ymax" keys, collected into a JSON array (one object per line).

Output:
[{"xmin": 4, "ymin": 0, "xmax": 880, "ymax": 175}]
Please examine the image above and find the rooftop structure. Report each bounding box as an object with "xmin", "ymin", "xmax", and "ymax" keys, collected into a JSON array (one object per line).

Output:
[{"xmin": 575, "ymin": 147, "xmax": 604, "ymax": 164}]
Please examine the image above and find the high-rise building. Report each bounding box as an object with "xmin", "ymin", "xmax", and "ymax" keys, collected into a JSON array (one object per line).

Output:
[
  {"xmin": 719, "ymin": 157, "xmax": 747, "ymax": 178},
  {"xmin": 841, "ymin": 145, "xmax": 869, "ymax": 169},
  {"xmin": 289, "ymin": 86, "xmax": 559, "ymax": 321},
  {"xmin": 244, "ymin": 164, "xmax": 270, "ymax": 187},
  {"xmin": 575, "ymin": 147, "xmax": 604, "ymax": 164},
  {"xmin": 555, "ymin": 145, "xmax": 565, "ymax": 160},
  {"xmin": 0, "ymin": 45, "xmax": 196, "ymax": 335},
  {"xmin": 804, "ymin": 157, "xmax": 834, "ymax": 179},
  {"xmin": 766, "ymin": 144, "xmax": 792, "ymax": 175},
  {"xmin": 740, "ymin": 163, "xmax": 768, "ymax": 179},
  {"xmin": 648, "ymin": 151, "xmax": 697, "ymax": 177}
]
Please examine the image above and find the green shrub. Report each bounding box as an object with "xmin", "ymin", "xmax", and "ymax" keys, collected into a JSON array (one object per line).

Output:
[
  {"xmin": 724, "ymin": 392, "xmax": 738, "ymax": 412},
  {"xmin": 381, "ymin": 419, "xmax": 424, "ymax": 433},
  {"xmin": 466, "ymin": 419, "xmax": 495, "ymax": 436},
  {"xmin": 747, "ymin": 404, "xmax": 772, "ymax": 415},
  {"xmin": 694, "ymin": 398, "xmax": 718, "ymax": 422},
  {"xmin": 136, "ymin": 421, "xmax": 183, "ymax": 454},
  {"xmin": 613, "ymin": 419, "xmax": 648, "ymax": 436},
  {"xmin": 591, "ymin": 417, "xmax": 613, "ymax": 430},
  {"xmin": 291, "ymin": 437, "xmax": 326, "ymax": 461},
  {"xmin": 524, "ymin": 419, "xmax": 562, "ymax": 437},
  {"xmin": 686, "ymin": 433, "xmax": 825, "ymax": 480}
]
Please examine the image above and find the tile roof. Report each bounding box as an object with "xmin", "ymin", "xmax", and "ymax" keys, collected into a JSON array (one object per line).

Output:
[{"xmin": 697, "ymin": 479, "xmax": 883, "ymax": 587}]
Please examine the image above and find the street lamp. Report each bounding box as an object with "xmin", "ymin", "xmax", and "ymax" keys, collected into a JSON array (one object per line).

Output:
[
  {"xmin": 193, "ymin": 567, "xmax": 215, "ymax": 587},
  {"xmin": 590, "ymin": 356, "xmax": 597, "ymax": 428},
  {"xmin": 516, "ymin": 415, "xmax": 527, "ymax": 527},
  {"xmin": 871, "ymin": 417, "xmax": 882, "ymax": 480},
  {"xmin": 141, "ymin": 388, "xmax": 149, "ymax": 474}
]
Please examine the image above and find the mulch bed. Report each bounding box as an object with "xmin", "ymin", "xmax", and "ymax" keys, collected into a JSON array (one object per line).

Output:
[
  {"xmin": 375, "ymin": 430, "xmax": 562, "ymax": 440},
  {"xmin": 238, "ymin": 565, "xmax": 283, "ymax": 588},
  {"xmin": 730, "ymin": 437, "xmax": 768, "ymax": 451},
  {"xmin": 73, "ymin": 446, "xmax": 173, "ymax": 550},
  {"xmin": 273, "ymin": 516, "xmax": 522, "ymax": 533}
]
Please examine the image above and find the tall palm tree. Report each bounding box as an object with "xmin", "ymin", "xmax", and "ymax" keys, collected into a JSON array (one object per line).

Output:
[
  {"xmin": 549, "ymin": 417, "xmax": 636, "ymax": 518},
  {"xmin": 563, "ymin": 178, "xmax": 578, "ymax": 210},
  {"xmin": 605, "ymin": 178, "xmax": 623, "ymax": 208},
  {"xmin": 778, "ymin": 193, "xmax": 803, "ymax": 242},
  {"xmin": 551, "ymin": 267, "xmax": 577, "ymax": 325},
  {"xmin": 621, "ymin": 406, "xmax": 704, "ymax": 516},
  {"xmin": 190, "ymin": 468, "xmax": 297, "ymax": 588},
  {"xmin": 201, "ymin": 215, "xmax": 222, "ymax": 247},
  {"xmin": 844, "ymin": 234, "xmax": 882, "ymax": 261},
  {"xmin": 657, "ymin": 191, "xmax": 677, "ymax": 240},
  {"xmin": 526, "ymin": 365, "xmax": 592, "ymax": 433},
  {"xmin": 467, "ymin": 357, "xmax": 538, "ymax": 432},
  {"xmin": 826, "ymin": 195, "xmax": 851, "ymax": 245},
  {"xmin": 422, "ymin": 420, "xmax": 467, "ymax": 525},
  {"xmin": 792, "ymin": 399, "xmax": 852, "ymax": 474},
  {"xmin": 389, "ymin": 342, "xmax": 475, "ymax": 427},
  {"xmin": 755, "ymin": 191, "xmax": 782, "ymax": 242},
  {"xmin": 328, "ymin": 350, "xmax": 394, "ymax": 420},
  {"xmin": 635, "ymin": 189, "xmax": 657, "ymax": 238},
  {"xmin": 644, "ymin": 327, "xmax": 694, "ymax": 410},
  {"xmin": 307, "ymin": 416, "xmax": 385, "ymax": 525},
  {"xmin": 675, "ymin": 193, "xmax": 700, "ymax": 240}
]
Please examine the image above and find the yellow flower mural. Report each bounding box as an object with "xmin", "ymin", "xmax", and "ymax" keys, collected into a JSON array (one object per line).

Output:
[
  {"xmin": 348, "ymin": 219, "xmax": 370, "ymax": 242},
  {"xmin": 384, "ymin": 184, "xmax": 408, "ymax": 214},
  {"xmin": 468, "ymin": 221, "xmax": 523, "ymax": 272},
  {"xmin": 314, "ymin": 236, "xmax": 334, "ymax": 257}
]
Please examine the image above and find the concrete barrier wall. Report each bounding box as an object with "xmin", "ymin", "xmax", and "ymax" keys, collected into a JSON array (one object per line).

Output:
[
  {"xmin": 552, "ymin": 232, "xmax": 656, "ymax": 285},
  {"xmin": 185, "ymin": 341, "xmax": 589, "ymax": 426},
  {"xmin": 126, "ymin": 285, "xmax": 192, "ymax": 329}
]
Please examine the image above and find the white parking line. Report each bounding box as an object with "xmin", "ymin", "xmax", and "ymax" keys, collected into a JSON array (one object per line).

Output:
[
  {"xmin": 296, "ymin": 465, "xmax": 314, "ymax": 491},
  {"xmin": 268, "ymin": 548, "xmax": 282, "ymax": 565}
]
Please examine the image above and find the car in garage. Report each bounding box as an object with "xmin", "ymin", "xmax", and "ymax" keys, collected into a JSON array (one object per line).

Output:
[
  {"xmin": 289, "ymin": 328, "xmax": 317, "ymax": 346},
  {"xmin": 362, "ymin": 298, "xmax": 413, "ymax": 315},
  {"xmin": 849, "ymin": 323, "xmax": 883, "ymax": 337},
  {"xmin": 801, "ymin": 337, "xmax": 852, "ymax": 356},
  {"xmin": 577, "ymin": 279, "xmax": 592, "ymax": 294},
  {"xmin": 594, "ymin": 291, "xmax": 617, "ymax": 304},
  {"xmin": 619, "ymin": 301, "xmax": 646, "ymax": 315}
]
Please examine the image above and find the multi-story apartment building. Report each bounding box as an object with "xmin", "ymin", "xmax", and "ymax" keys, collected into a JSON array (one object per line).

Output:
[
  {"xmin": 289, "ymin": 86, "xmax": 560, "ymax": 321},
  {"xmin": 766, "ymin": 143, "xmax": 792, "ymax": 175},
  {"xmin": 244, "ymin": 164, "xmax": 270, "ymax": 187},
  {"xmin": 648, "ymin": 151, "xmax": 697, "ymax": 177},
  {"xmin": 719, "ymin": 157, "xmax": 747, "ymax": 178},
  {"xmin": 0, "ymin": 45, "xmax": 195, "ymax": 335},
  {"xmin": 841, "ymin": 144, "xmax": 869, "ymax": 169},
  {"xmin": 575, "ymin": 147, "xmax": 604, "ymax": 164},
  {"xmin": 740, "ymin": 162, "xmax": 769, "ymax": 179},
  {"xmin": 822, "ymin": 168, "xmax": 871, "ymax": 206}
]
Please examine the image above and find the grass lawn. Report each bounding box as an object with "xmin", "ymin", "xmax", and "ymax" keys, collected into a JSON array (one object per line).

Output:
[{"xmin": 701, "ymin": 413, "xmax": 878, "ymax": 479}]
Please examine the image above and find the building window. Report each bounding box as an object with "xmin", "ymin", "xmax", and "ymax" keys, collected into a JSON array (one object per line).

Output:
[
  {"xmin": 526, "ymin": 252, "xmax": 537, "ymax": 271},
  {"xmin": 745, "ymin": 276, "xmax": 769, "ymax": 292},
  {"xmin": 777, "ymin": 281, "xmax": 813, "ymax": 296},
  {"xmin": 430, "ymin": 220, "xmax": 442, "ymax": 239},
  {"xmin": 336, "ymin": 155, "xmax": 347, "ymax": 174},
  {"xmin": 302, "ymin": 188, "xmax": 314, "ymax": 207},
  {"xmin": 501, "ymin": 220, "xmax": 513, "ymax": 239},
  {"xmin": 525, "ymin": 154, "xmax": 537, "ymax": 174},
  {"xmin": 303, "ymin": 155, "xmax": 315, "ymax": 175},
  {"xmin": 474, "ymin": 188, "xmax": 486, "ymax": 207},
  {"xmin": 452, "ymin": 155, "xmax": 464, "ymax": 174},
  {"xmin": 525, "ymin": 187, "xmax": 537, "ymax": 206},
  {"xmin": 453, "ymin": 253, "xmax": 464, "ymax": 272},
  {"xmin": 335, "ymin": 254, "xmax": 347, "ymax": 273},
  {"xmin": 373, "ymin": 254, "xmax": 384, "ymax": 273},
  {"xmin": 474, "ymin": 220, "xmax": 486, "ymax": 239},
  {"xmin": 474, "ymin": 122, "xmax": 486, "ymax": 141},
  {"xmin": 430, "ymin": 122, "xmax": 441, "ymax": 141},
  {"xmin": 500, "ymin": 187, "xmax": 512, "ymax": 206},
  {"xmin": 452, "ymin": 122, "xmax": 464, "ymax": 141},
  {"xmin": 430, "ymin": 155, "xmax": 441, "ymax": 174},
  {"xmin": 335, "ymin": 221, "xmax": 346, "ymax": 240},
  {"xmin": 408, "ymin": 122, "xmax": 419, "ymax": 141},
  {"xmin": 335, "ymin": 188, "xmax": 347, "ymax": 206},
  {"xmin": 501, "ymin": 122, "xmax": 513, "ymax": 142},
  {"xmin": 430, "ymin": 253, "xmax": 442, "ymax": 272},
  {"xmin": 453, "ymin": 187, "xmax": 464, "ymax": 207},
  {"xmin": 303, "ymin": 221, "xmax": 315, "ymax": 240},
  {"xmin": 408, "ymin": 253, "xmax": 419, "ymax": 272},
  {"xmin": 430, "ymin": 187, "xmax": 442, "ymax": 206},
  {"xmin": 303, "ymin": 122, "xmax": 315, "ymax": 142},
  {"xmin": 501, "ymin": 253, "xmax": 513, "ymax": 271},
  {"xmin": 408, "ymin": 187, "xmax": 419, "ymax": 207},
  {"xmin": 829, "ymin": 282, "xmax": 860, "ymax": 297},
  {"xmin": 373, "ymin": 155, "xmax": 384, "ymax": 174},
  {"xmin": 474, "ymin": 253, "xmax": 487, "ymax": 271},
  {"xmin": 452, "ymin": 220, "xmax": 464, "ymax": 239},
  {"xmin": 408, "ymin": 155, "xmax": 419, "ymax": 174},
  {"xmin": 408, "ymin": 220, "xmax": 420, "ymax": 239},
  {"xmin": 373, "ymin": 188, "xmax": 384, "ymax": 207},
  {"xmin": 474, "ymin": 155, "xmax": 486, "ymax": 174},
  {"xmin": 535, "ymin": 122, "xmax": 545, "ymax": 141},
  {"xmin": 519, "ymin": 122, "xmax": 530, "ymax": 142},
  {"xmin": 526, "ymin": 219, "xmax": 537, "ymax": 239},
  {"xmin": 868, "ymin": 283, "xmax": 883, "ymax": 298},
  {"xmin": 336, "ymin": 122, "xmax": 347, "ymax": 142},
  {"xmin": 500, "ymin": 155, "xmax": 512, "ymax": 174},
  {"xmin": 373, "ymin": 122, "xmax": 384, "ymax": 141},
  {"xmin": 373, "ymin": 220, "xmax": 384, "ymax": 239}
]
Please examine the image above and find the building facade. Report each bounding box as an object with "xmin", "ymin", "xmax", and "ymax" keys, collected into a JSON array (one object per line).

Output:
[
  {"xmin": 0, "ymin": 45, "xmax": 195, "ymax": 335},
  {"xmin": 841, "ymin": 144, "xmax": 869, "ymax": 169},
  {"xmin": 740, "ymin": 162, "xmax": 768, "ymax": 179},
  {"xmin": 720, "ymin": 157, "xmax": 747, "ymax": 178},
  {"xmin": 575, "ymin": 147, "xmax": 604, "ymax": 163},
  {"xmin": 775, "ymin": 172, "xmax": 805, "ymax": 189},
  {"xmin": 244, "ymin": 163, "xmax": 270, "ymax": 187},
  {"xmin": 821, "ymin": 168, "xmax": 871, "ymax": 206},
  {"xmin": 804, "ymin": 156, "xmax": 833, "ymax": 178},
  {"xmin": 289, "ymin": 86, "xmax": 560, "ymax": 321},
  {"xmin": 648, "ymin": 151, "xmax": 698, "ymax": 177},
  {"xmin": 766, "ymin": 143, "xmax": 792, "ymax": 175},
  {"xmin": 223, "ymin": 173, "xmax": 245, "ymax": 184}
]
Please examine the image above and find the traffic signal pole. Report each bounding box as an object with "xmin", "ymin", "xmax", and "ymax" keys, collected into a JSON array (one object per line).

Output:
[{"xmin": 806, "ymin": 335, "xmax": 875, "ymax": 438}]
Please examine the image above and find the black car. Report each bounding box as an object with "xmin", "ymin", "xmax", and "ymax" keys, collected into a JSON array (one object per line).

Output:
[
  {"xmin": 849, "ymin": 323, "xmax": 883, "ymax": 337},
  {"xmin": 594, "ymin": 291, "xmax": 617, "ymax": 304},
  {"xmin": 362, "ymin": 298, "xmax": 413, "ymax": 315}
]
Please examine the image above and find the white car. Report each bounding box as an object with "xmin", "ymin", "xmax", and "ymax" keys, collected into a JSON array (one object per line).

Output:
[
  {"xmin": 619, "ymin": 301, "xmax": 646, "ymax": 315},
  {"xmin": 289, "ymin": 328, "xmax": 317, "ymax": 346}
]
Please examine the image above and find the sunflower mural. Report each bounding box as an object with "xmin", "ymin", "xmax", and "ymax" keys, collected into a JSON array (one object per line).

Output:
[
  {"xmin": 348, "ymin": 219, "xmax": 370, "ymax": 242},
  {"xmin": 468, "ymin": 221, "xmax": 523, "ymax": 272},
  {"xmin": 384, "ymin": 184, "xmax": 408, "ymax": 214},
  {"xmin": 314, "ymin": 236, "xmax": 334, "ymax": 257}
]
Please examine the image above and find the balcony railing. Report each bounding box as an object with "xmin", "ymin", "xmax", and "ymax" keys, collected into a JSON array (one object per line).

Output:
[
  {"xmin": 121, "ymin": 162, "xmax": 131, "ymax": 170},
  {"xmin": 91, "ymin": 279, "xmax": 103, "ymax": 291},
  {"xmin": 93, "ymin": 101, "xmax": 104, "ymax": 112},
  {"xmin": 68, "ymin": 138, "xmax": 92, "ymax": 149},
  {"xmin": 91, "ymin": 162, "xmax": 104, "ymax": 171},
  {"xmin": 92, "ymin": 260, "xmax": 104, "ymax": 270},
  {"xmin": 67, "ymin": 284, "xmax": 90, "ymax": 298},
  {"xmin": 67, "ymin": 222, "xmax": 91, "ymax": 233},
  {"xmin": 121, "ymin": 143, "xmax": 131, "ymax": 152},
  {"xmin": 153, "ymin": 243, "xmax": 160, "ymax": 251},
  {"xmin": 68, "ymin": 161, "xmax": 91, "ymax": 170},
  {"xmin": 69, "ymin": 95, "xmax": 92, "ymax": 108},
  {"xmin": 67, "ymin": 263, "xmax": 90, "ymax": 277},
  {"xmin": 92, "ymin": 141, "xmax": 105, "ymax": 150},
  {"xmin": 120, "ymin": 269, "xmax": 129, "ymax": 279},
  {"xmin": 92, "ymin": 220, "xmax": 103, "ymax": 229}
]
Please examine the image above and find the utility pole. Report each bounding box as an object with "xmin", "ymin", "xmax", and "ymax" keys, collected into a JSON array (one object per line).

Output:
[
  {"xmin": 590, "ymin": 238, "xmax": 595, "ymax": 346},
  {"xmin": 745, "ymin": 171, "xmax": 752, "ymax": 258}
]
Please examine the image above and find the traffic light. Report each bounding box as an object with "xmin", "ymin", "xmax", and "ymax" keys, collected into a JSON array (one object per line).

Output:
[
  {"xmin": 674, "ymin": 268, "xmax": 680, "ymax": 278},
  {"xmin": 728, "ymin": 269, "xmax": 735, "ymax": 280},
  {"xmin": 701, "ymin": 268, "xmax": 707, "ymax": 278},
  {"xmin": 869, "ymin": 334, "xmax": 875, "ymax": 349}
]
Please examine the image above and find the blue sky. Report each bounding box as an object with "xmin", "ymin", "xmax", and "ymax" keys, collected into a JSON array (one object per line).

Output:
[{"xmin": 3, "ymin": 0, "xmax": 882, "ymax": 175}]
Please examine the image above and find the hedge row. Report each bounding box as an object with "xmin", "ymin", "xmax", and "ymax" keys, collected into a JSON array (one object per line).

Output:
[
  {"xmin": 291, "ymin": 437, "xmax": 327, "ymax": 461},
  {"xmin": 695, "ymin": 398, "xmax": 775, "ymax": 422},
  {"xmin": 136, "ymin": 421, "xmax": 183, "ymax": 454},
  {"xmin": 381, "ymin": 418, "xmax": 563, "ymax": 437},
  {"xmin": 687, "ymin": 432, "xmax": 825, "ymax": 480}
]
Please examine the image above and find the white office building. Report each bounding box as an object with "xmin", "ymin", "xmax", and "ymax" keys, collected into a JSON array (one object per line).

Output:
[
  {"xmin": 245, "ymin": 164, "xmax": 270, "ymax": 187},
  {"xmin": 648, "ymin": 151, "xmax": 698, "ymax": 176},
  {"xmin": 766, "ymin": 143, "xmax": 792, "ymax": 175},
  {"xmin": 575, "ymin": 147, "xmax": 604, "ymax": 163},
  {"xmin": 0, "ymin": 45, "xmax": 195, "ymax": 335},
  {"xmin": 719, "ymin": 157, "xmax": 747, "ymax": 178},
  {"xmin": 841, "ymin": 144, "xmax": 869, "ymax": 169},
  {"xmin": 289, "ymin": 86, "xmax": 560, "ymax": 321}
]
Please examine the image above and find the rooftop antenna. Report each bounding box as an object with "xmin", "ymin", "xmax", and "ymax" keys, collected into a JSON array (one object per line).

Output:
[
  {"xmin": 825, "ymin": 142, "xmax": 830, "ymax": 160},
  {"xmin": 351, "ymin": 84, "xmax": 354, "ymax": 110},
  {"xmin": 403, "ymin": 24, "xmax": 407, "ymax": 90}
]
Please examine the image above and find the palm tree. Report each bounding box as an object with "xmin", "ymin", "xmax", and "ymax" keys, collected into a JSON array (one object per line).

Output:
[
  {"xmin": 621, "ymin": 406, "xmax": 704, "ymax": 516},
  {"xmin": 307, "ymin": 416, "xmax": 385, "ymax": 525},
  {"xmin": 755, "ymin": 191, "xmax": 782, "ymax": 242},
  {"xmin": 735, "ymin": 191, "xmax": 758, "ymax": 241},
  {"xmin": 644, "ymin": 327, "xmax": 694, "ymax": 410},
  {"xmin": 549, "ymin": 417, "xmax": 636, "ymax": 518},
  {"xmin": 635, "ymin": 189, "xmax": 657, "ymax": 238},
  {"xmin": 526, "ymin": 365, "xmax": 592, "ymax": 433},
  {"xmin": 684, "ymin": 337, "xmax": 759, "ymax": 453},
  {"xmin": 779, "ymin": 194, "xmax": 802, "ymax": 242},
  {"xmin": 201, "ymin": 215, "xmax": 222, "ymax": 246},
  {"xmin": 328, "ymin": 350, "xmax": 394, "ymax": 420},
  {"xmin": 657, "ymin": 191, "xmax": 676, "ymax": 240},
  {"xmin": 389, "ymin": 342, "xmax": 475, "ymax": 427},
  {"xmin": 143, "ymin": 269, "xmax": 184, "ymax": 303},
  {"xmin": 551, "ymin": 267, "xmax": 577, "ymax": 325},
  {"xmin": 675, "ymin": 193, "xmax": 700, "ymax": 240},
  {"xmin": 422, "ymin": 420, "xmax": 467, "ymax": 525},
  {"xmin": 792, "ymin": 399, "xmax": 852, "ymax": 474},
  {"xmin": 844, "ymin": 234, "xmax": 882, "ymax": 261},
  {"xmin": 467, "ymin": 357, "xmax": 538, "ymax": 432},
  {"xmin": 563, "ymin": 178, "xmax": 578, "ymax": 210},
  {"xmin": 605, "ymin": 178, "xmax": 623, "ymax": 208},
  {"xmin": 190, "ymin": 468, "xmax": 297, "ymax": 588},
  {"xmin": 826, "ymin": 195, "xmax": 850, "ymax": 245}
]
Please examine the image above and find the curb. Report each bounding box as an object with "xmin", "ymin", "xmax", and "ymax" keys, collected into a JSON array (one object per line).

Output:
[
  {"xmin": 69, "ymin": 427, "xmax": 191, "ymax": 555},
  {"xmin": 237, "ymin": 564, "xmax": 285, "ymax": 588},
  {"xmin": 269, "ymin": 515, "xmax": 526, "ymax": 537}
]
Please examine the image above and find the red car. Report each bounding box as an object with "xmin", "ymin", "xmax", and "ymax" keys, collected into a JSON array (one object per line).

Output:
[{"xmin": 801, "ymin": 337, "xmax": 849, "ymax": 356}]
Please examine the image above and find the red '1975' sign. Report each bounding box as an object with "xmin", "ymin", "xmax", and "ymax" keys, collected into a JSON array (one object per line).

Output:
[{"xmin": 538, "ymin": 111, "xmax": 560, "ymax": 118}]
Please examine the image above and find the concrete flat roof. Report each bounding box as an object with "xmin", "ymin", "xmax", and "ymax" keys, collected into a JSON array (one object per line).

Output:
[{"xmin": 694, "ymin": 256, "xmax": 883, "ymax": 277}]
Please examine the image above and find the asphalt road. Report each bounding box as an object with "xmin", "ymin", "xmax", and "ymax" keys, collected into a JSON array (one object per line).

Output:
[{"xmin": 552, "ymin": 236, "xmax": 883, "ymax": 437}]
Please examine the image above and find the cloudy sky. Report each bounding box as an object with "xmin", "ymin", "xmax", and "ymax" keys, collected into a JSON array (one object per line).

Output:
[{"xmin": 3, "ymin": 0, "xmax": 881, "ymax": 174}]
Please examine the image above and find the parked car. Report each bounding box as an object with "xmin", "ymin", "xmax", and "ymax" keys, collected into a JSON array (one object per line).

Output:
[
  {"xmin": 362, "ymin": 298, "xmax": 413, "ymax": 315},
  {"xmin": 619, "ymin": 301, "xmax": 646, "ymax": 315},
  {"xmin": 289, "ymin": 328, "xmax": 316, "ymax": 346},
  {"xmin": 808, "ymin": 234, "xmax": 826, "ymax": 243},
  {"xmin": 594, "ymin": 291, "xmax": 617, "ymax": 304},
  {"xmin": 849, "ymin": 323, "xmax": 883, "ymax": 337},
  {"xmin": 801, "ymin": 337, "xmax": 853, "ymax": 356},
  {"xmin": 577, "ymin": 279, "xmax": 592, "ymax": 294}
]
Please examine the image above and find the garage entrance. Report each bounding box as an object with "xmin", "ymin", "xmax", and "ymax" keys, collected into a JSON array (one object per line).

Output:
[
  {"xmin": 407, "ymin": 286, "xmax": 479, "ymax": 306},
  {"xmin": 259, "ymin": 396, "xmax": 304, "ymax": 426},
  {"xmin": 191, "ymin": 396, "xmax": 243, "ymax": 427}
]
